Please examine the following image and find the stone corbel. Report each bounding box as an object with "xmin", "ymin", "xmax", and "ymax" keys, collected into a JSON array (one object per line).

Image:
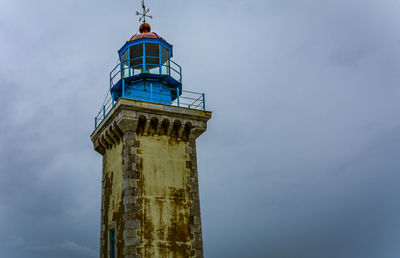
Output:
[{"xmin": 116, "ymin": 110, "xmax": 139, "ymax": 133}]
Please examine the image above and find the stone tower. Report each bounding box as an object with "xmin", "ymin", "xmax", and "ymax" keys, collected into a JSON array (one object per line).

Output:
[{"xmin": 90, "ymin": 21, "xmax": 211, "ymax": 258}]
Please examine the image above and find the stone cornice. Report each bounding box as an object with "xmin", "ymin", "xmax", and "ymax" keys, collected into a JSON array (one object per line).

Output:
[{"xmin": 91, "ymin": 98, "xmax": 212, "ymax": 155}]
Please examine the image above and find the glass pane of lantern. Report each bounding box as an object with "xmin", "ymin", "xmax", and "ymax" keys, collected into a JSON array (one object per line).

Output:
[
  {"xmin": 130, "ymin": 43, "xmax": 143, "ymax": 75},
  {"xmin": 130, "ymin": 43, "xmax": 143, "ymax": 59},
  {"xmin": 146, "ymin": 57, "xmax": 159, "ymax": 66},
  {"xmin": 121, "ymin": 50, "xmax": 129, "ymax": 62},
  {"xmin": 161, "ymin": 45, "xmax": 169, "ymax": 59},
  {"xmin": 146, "ymin": 59, "xmax": 159, "ymax": 74},
  {"xmin": 145, "ymin": 43, "xmax": 159, "ymax": 58},
  {"xmin": 145, "ymin": 43, "xmax": 159, "ymax": 73},
  {"xmin": 161, "ymin": 46, "xmax": 170, "ymax": 75},
  {"xmin": 130, "ymin": 44, "xmax": 143, "ymax": 66},
  {"xmin": 161, "ymin": 45, "xmax": 169, "ymax": 75},
  {"xmin": 121, "ymin": 50, "xmax": 129, "ymax": 78}
]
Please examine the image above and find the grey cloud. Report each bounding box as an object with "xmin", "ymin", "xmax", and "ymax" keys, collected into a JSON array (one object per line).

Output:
[{"xmin": 1, "ymin": 0, "xmax": 399, "ymax": 257}]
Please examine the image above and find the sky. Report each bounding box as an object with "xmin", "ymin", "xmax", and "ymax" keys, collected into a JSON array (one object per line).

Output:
[{"xmin": 0, "ymin": 0, "xmax": 399, "ymax": 257}]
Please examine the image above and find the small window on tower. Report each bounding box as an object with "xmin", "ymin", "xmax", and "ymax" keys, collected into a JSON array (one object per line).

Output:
[{"xmin": 109, "ymin": 229, "xmax": 116, "ymax": 258}]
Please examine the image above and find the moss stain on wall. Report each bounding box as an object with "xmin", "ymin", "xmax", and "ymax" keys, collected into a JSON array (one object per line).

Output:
[
  {"xmin": 103, "ymin": 141, "xmax": 125, "ymax": 258},
  {"xmin": 136, "ymin": 135, "xmax": 193, "ymax": 258}
]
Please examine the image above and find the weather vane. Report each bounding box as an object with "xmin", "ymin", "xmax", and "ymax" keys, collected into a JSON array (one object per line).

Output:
[{"xmin": 136, "ymin": 0, "xmax": 152, "ymax": 23}]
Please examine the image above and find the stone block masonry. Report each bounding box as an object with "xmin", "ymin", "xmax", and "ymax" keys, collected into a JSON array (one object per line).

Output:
[{"xmin": 91, "ymin": 98, "xmax": 211, "ymax": 258}]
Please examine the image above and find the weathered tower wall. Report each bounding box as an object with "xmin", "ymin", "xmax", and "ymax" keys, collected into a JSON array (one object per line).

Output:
[{"xmin": 91, "ymin": 99, "xmax": 211, "ymax": 258}]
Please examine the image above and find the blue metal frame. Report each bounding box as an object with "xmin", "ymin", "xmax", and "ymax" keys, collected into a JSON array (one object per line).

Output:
[
  {"xmin": 92, "ymin": 33, "xmax": 208, "ymax": 130},
  {"xmin": 110, "ymin": 58, "xmax": 181, "ymax": 88},
  {"xmin": 118, "ymin": 38, "xmax": 173, "ymax": 58},
  {"xmin": 111, "ymin": 38, "xmax": 179, "ymax": 91},
  {"xmin": 143, "ymin": 42, "xmax": 146, "ymax": 72},
  {"xmin": 94, "ymin": 86, "xmax": 207, "ymax": 130}
]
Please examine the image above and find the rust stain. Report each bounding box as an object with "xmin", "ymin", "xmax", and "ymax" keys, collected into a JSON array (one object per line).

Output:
[
  {"xmin": 101, "ymin": 173, "xmax": 112, "ymax": 258},
  {"xmin": 101, "ymin": 142, "xmax": 125, "ymax": 258},
  {"xmin": 136, "ymin": 135, "xmax": 195, "ymax": 257},
  {"xmin": 115, "ymin": 193, "xmax": 125, "ymax": 258}
]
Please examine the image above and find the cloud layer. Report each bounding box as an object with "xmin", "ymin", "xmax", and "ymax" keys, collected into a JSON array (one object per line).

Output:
[{"xmin": 0, "ymin": 0, "xmax": 399, "ymax": 257}]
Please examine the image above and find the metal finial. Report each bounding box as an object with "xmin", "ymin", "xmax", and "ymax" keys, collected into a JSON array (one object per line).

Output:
[{"xmin": 136, "ymin": 0, "xmax": 152, "ymax": 23}]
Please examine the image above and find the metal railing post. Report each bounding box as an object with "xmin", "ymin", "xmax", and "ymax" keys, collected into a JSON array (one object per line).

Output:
[
  {"xmin": 177, "ymin": 88, "xmax": 180, "ymax": 107},
  {"xmin": 128, "ymin": 48, "xmax": 131, "ymax": 77},
  {"xmin": 159, "ymin": 44, "xmax": 162, "ymax": 75},
  {"xmin": 122, "ymin": 79, "xmax": 125, "ymax": 98},
  {"xmin": 103, "ymin": 105, "xmax": 106, "ymax": 119},
  {"xmin": 95, "ymin": 117, "xmax": 97, "ymax": 129},
  {"xmin": 143, "ymin": 43, "xmax": 146, "ymax": 72},
  {"xmin": 179, "ymin": 66, "xmax": 182, "ymax": 84},
  {"xmin": 150, "ymin": 83, "xmax": 153, "ymax": 102},
  {"xmin": 202, "ymin": 93, "xmax": 205, "ymax": 111},
  {"xmin": 120, "ymin": 59, "xmax": 123, "ymax": 79},
  {"xmin": 110, "ymin": 72, "xmax": 112, "ymax": 90}
]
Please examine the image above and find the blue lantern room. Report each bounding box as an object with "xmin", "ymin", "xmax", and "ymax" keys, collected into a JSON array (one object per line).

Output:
[
  {"xmin": 110, "ymin": 23, "xmax": 182, "ymax": 105},
  {"xmin": 94, "ymin": 22, "xmax": 206, "ymax": 129}
]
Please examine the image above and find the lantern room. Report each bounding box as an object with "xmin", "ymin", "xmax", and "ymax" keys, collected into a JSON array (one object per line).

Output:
[{"xmin": 110, "ymin": 23, "xmax": 182, "ymax": 105}]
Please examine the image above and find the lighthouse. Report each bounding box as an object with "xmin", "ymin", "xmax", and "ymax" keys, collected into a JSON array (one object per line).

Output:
[{"xmin": 90, "ymin": 3, "xmax": 211, "ymax": 258}]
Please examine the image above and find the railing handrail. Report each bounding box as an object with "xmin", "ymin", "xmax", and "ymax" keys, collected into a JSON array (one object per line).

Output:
[
  {"xmin": 110, "ymin": 65, "xmax": 181, "ymax": 86},
  {"xmin": 94, "ymin": 86, "xmax": 206, "ymax": 130},
  {"xmin": 110, "ymin": 57, "xmax": 180, "ymax": 74},
  {"xmin": 109, "ymin": 57, "xmax": 182, "ymax": 87}
]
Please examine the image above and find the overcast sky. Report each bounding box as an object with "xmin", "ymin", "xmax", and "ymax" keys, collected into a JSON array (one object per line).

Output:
[{"xmin": 0, "ymin": 0, "xmax": 400, "ymax": 257}]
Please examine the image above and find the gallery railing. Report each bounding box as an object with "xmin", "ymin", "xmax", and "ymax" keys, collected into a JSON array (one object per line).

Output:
[
  {"xmin": 94, "ymin": 86, "xmax": 206, "ymax": 130},
  {"xmin": 110, "ymin": 57, "xmax": 182, "ymax": 88}
]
